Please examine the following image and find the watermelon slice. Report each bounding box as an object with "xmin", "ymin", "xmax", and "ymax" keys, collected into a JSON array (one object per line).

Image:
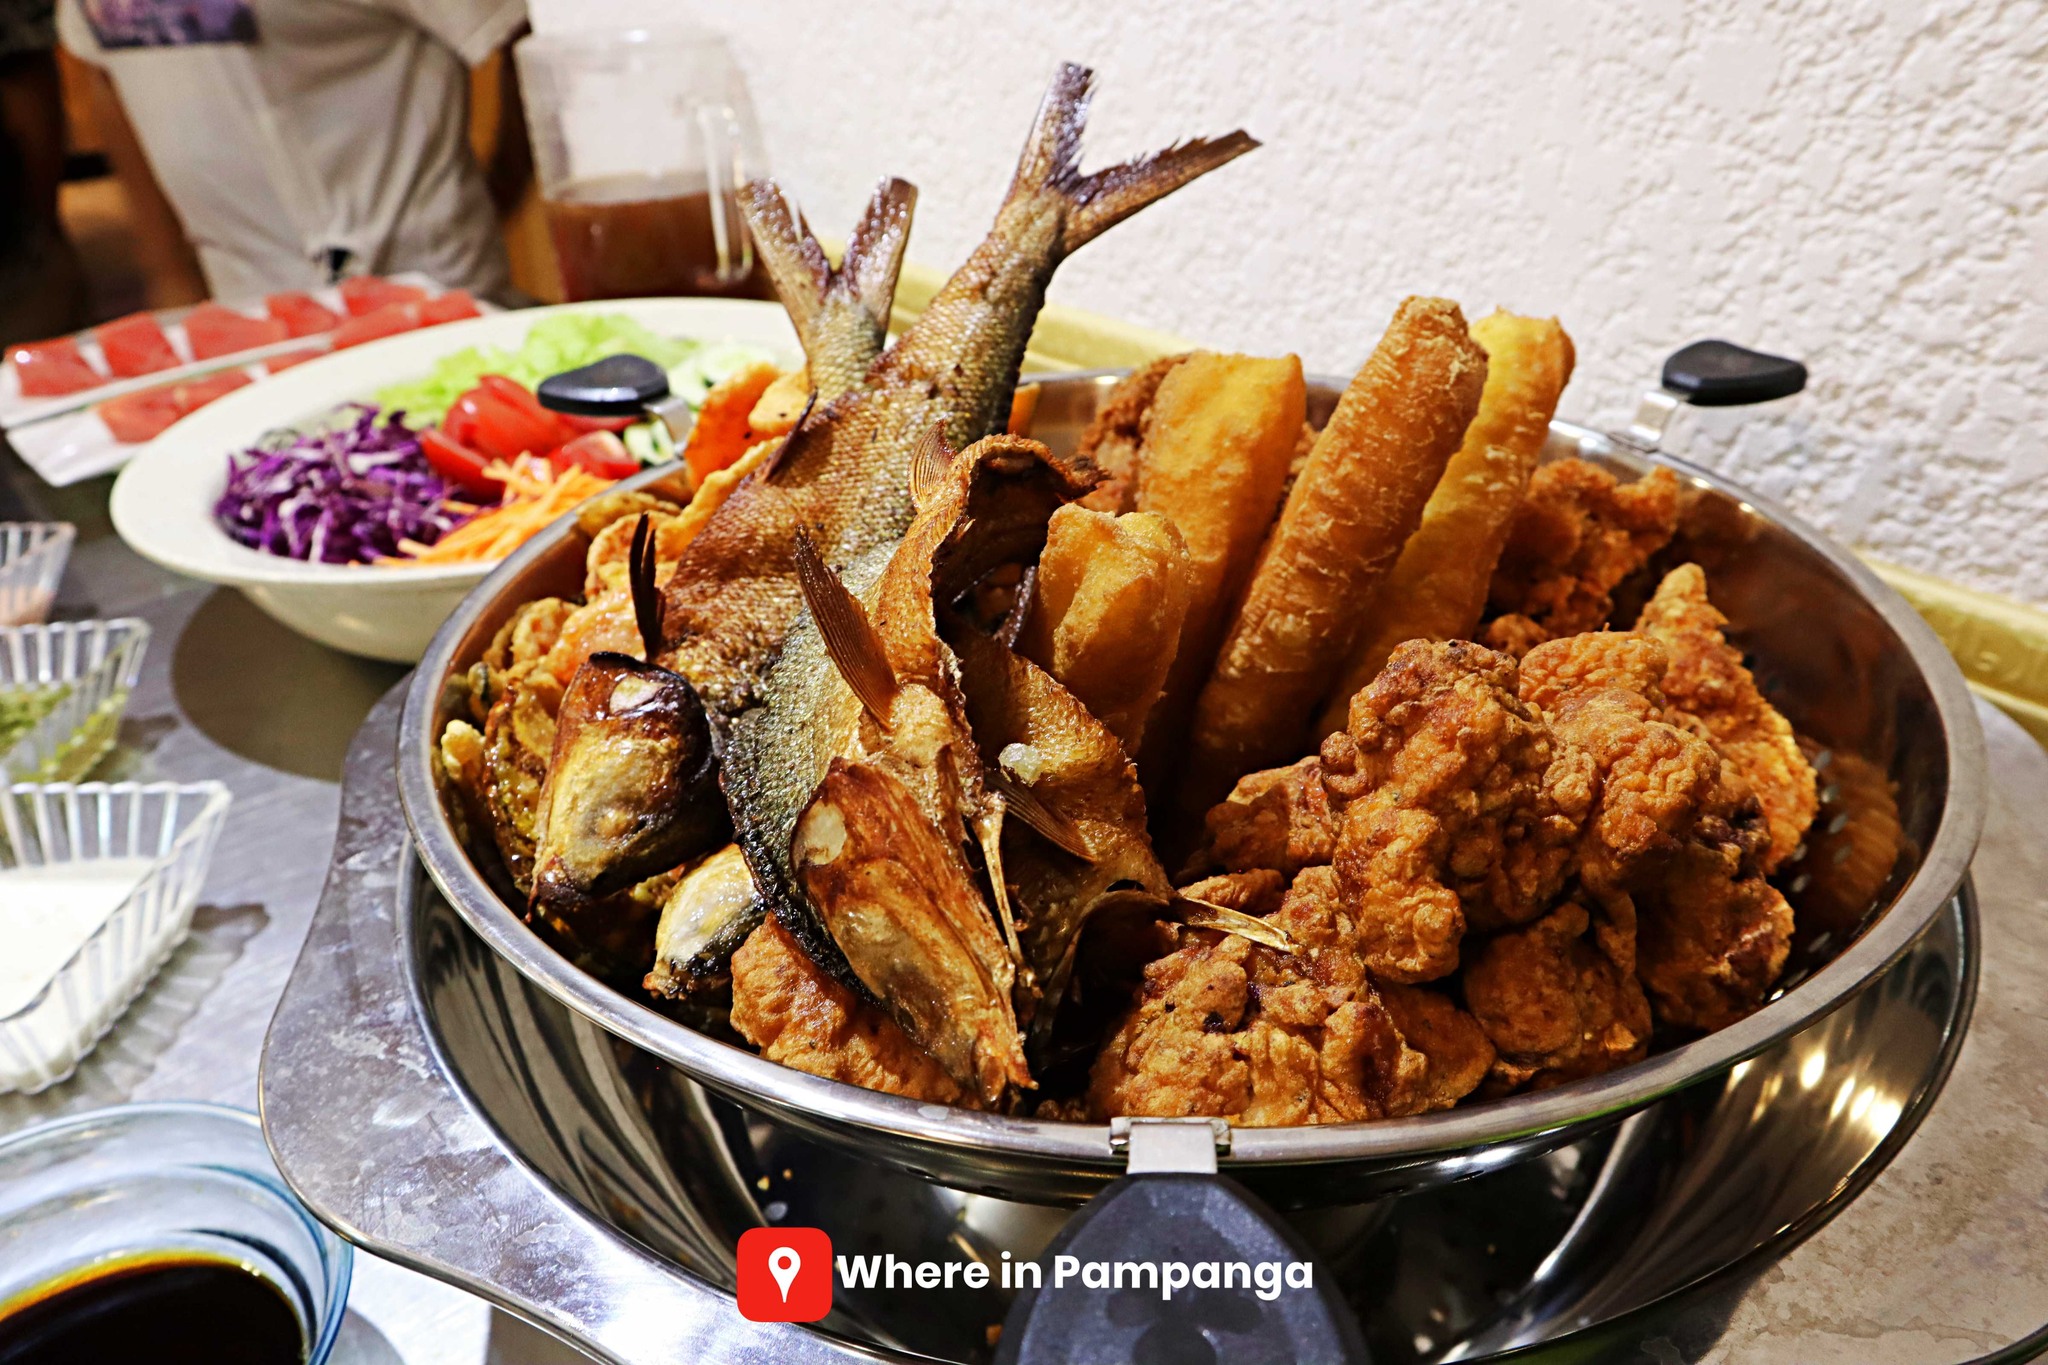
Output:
[
  {"xmin": 337, "ymin": 276, "xmax": 427, "ymax": 317},
  {"xmin": 9, "ymin": 336, "xmax": 104, "ymax": 396},
  {"xmin": 332, "ymin": 301, "xmax": 422, "ymax": 349},
  {"xmin": 417, "ymin": 290, "xmax": 482, "ymax": 326},
  {"xmin": 97, "ymin": 312, "xmax": 181, "ymax": 377},
  {"xmin": 97, "ymin": 383, "xmax": 185, "ymax": 443},
  {"xmin": 171, "ymin": 370, "xmax": 252, "ymax": 413},
  {"xmin": 266, "ymin": 291, "xmax": 342, "ymax": 338},
  {"xmin": 184, "ymin": 303, "xmax": 289, "ymax": 359},
  {"xmin": 264, "ymin": 347, "xmax": 326, "ymax": 374}
]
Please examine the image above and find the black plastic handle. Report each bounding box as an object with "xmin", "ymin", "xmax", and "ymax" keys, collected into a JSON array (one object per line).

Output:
[
  {"xmin": 995, "ymin": 1173, "xmax": 1367, "ymax": 1365},
  {"xmin": 537, "ymin": 353, "xmax": 671, "ymax": 416},
  {"xmin": 1661, "ymin": 340, "xmax": 1807, "ymax": 407}
]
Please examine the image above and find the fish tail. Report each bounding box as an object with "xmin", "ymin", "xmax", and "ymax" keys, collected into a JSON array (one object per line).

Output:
[
  {"xmin": 840, "ymin": 177, "xmax": 917, "ymax": 335},
  {"xmin": 740, "ymin": 179, "xmax": 833, "ymax": 349},
  {"xmin": 741, "ymin": 176, "xmax": 917, "ymax": 357},
  {"xmin": 1007, "ymin": 62, "xmax": 1260, "ymax": 257}
]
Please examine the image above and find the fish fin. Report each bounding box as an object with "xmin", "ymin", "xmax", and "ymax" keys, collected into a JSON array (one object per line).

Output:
[
  {"xmin": 989, "ymin": 768, "xmax": 1095, "ymax": 862},
  {"xmin": 739, "ymin": 180, "xmax": 833, "ymax": 352},
  {"xmin": 975, "ymin": 800, "xmax": 1028, "ymax": 974},
  {"xmin": 908, "ymin": 421, "xmax": 956, "ymax": 509},
  {"xmin": 1171, "ymin": 893, "xmax": 1297, "ymax": 953},
  {"xmin": 628, "ymin": 513, "xmax": 662, "ymax": 659},
  {"xmin": 759, "ymin": 390, "xmax": 819, "ymax": 483},
  {"xmin": 793, "ymin": 526, "xmax": 898, "ymax": 726},
  {"xmin": 996, "ymin": 565, "xmax": 1036, "ymax": 648},
  {"xmin": 842, "ymin": 177, "xmax": 917, "ymax": 335},
  {"xmin": 1006, "ymin": 63, "xmax": 1259, "ymax": 257}
]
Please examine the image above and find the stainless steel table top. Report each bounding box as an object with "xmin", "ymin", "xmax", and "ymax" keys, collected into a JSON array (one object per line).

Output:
[{"xmin": 3, "ymin": 443, "xmax": 2045, "ymax": 1363}]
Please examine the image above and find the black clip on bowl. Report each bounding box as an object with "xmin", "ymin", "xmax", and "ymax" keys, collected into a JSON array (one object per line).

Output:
[
  {"xmin": 996, "ymin": 1119, "xmax": 1368, "ymax": 1365},
  {"xmin": 1623, "ymin": 339, "xmax": 1807, "ymax": 450},
  {"xmin": 536, "ymin": 353, "xmax": 697, "ymax": 442}
]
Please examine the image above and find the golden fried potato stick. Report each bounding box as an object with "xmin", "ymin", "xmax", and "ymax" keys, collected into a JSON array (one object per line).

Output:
[
  {"xmin": 1018, "ymin": 505, "xmax": 1194, "ymax": 753},
  {"xmin": 1126, "ymin": 351, "xmax": 1307, "ymax": 789},
  {"xmin": 1179, "ymin": 297, "xmax": 1488, "ymax": 816},
  {"xmin": 1072, "ymin": 353, "xmax": 1189, "ymax": 513},
  {"xmin": 1316, "ymin": 311, "xmax": 1575, "ymax": 737}
]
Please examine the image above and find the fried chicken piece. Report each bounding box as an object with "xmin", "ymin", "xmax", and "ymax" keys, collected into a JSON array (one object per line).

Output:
[
  {"xmin": 1322, "ymin": 640, "xmax": 1588, "ymax": 981},
  {"xmin": 1636, "ymin": 564, "xmax": 1817, "ymax": 873},
  {"xmin": 1464, "ymin": 900, "xmax": 1652, "ymax": 1091},
  {"xmin": 729, "ymin": 918, "xmax": 975, "ymax": 1108},
  {"xmin": 1083, "ymin": 867, "xmax": 1492, "ymax": 1124},
  {"xmin": 1515, "ymin": 627, "xmax": 1789, "ymax": 1031},
  {"xmin": 1520, "ymin": 633, "xmax": 1724, "ymax": 896},
  {"xmin": 1190, "ymin": 756, "xmax": 1339, "ymax": 880},
  {"xmin": 1483, "ymin": 459, "xmax": 1680, "ymax": 653},
  {"xmin": 1071, "ymin": 352, "xmax": 1187, "ymax": 514},
  {"xmin": 1637, "ymin": 849, "xmax": 1793, "ymax": 1032}
]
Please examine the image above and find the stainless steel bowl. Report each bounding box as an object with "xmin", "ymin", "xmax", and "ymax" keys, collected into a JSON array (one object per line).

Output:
[{"xmin": 395, "ymin": 373, "xmax": 1986, "ymax": 1205}]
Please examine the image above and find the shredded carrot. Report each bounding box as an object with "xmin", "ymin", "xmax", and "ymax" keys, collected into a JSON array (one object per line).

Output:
[{"xmin": 393, "ymin": 456, "xmax": 611, "ymax": 565}]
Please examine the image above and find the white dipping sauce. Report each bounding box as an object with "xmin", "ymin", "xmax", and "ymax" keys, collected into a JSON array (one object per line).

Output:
[{"xmin": 0, "ymin": 859, "xmax": 157, "ymax": 1016}]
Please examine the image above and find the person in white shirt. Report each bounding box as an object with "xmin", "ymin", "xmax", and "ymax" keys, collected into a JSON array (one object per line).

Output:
[{"xmin": 56, "ymin": 0, "xmax": 530, "ymax": 302}]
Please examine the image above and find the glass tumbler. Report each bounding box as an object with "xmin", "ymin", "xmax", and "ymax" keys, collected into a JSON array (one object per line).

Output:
[
  {"xmin": 515, "ymin": 26, "xmax": 774, "ymax": 302},
  {"xmin": 0, "ymin": 1102, "xmax": 353, "ymax": 1362}
]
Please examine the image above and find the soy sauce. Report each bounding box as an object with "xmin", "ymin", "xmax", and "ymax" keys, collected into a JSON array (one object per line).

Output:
[{"xmin": 0, "ymin": 1253, "xmax": 305, "ymax": 1364}]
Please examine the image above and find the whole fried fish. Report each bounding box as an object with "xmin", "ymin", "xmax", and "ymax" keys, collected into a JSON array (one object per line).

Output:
[
  {"xmin": 530, "ymin": 178, "xmax": 915, "ymax": 933},
  {"xmin": 728, "ymin": 435, "xmax": 1086, "ymax": 1103},
  {"xmin": 538, "ymin": 63, "xmax": 1258, "ymax": 956}
]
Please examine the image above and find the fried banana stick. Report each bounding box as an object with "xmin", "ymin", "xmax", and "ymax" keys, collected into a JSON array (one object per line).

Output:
[
  {"xmin": 1316, "ymin": 311, "xmax": 1575, "ymax": 737},
  {"xmin": 1127, "ymin": 351, "xmax": 1307, "ymax": 786},
  {"xmin": 1179, "ymin": 297, "xmax": 1488, "ymax": 816},
  {"xmin": 1018, "ymin": 505, "xmax": 1194, "ymax": 752}
]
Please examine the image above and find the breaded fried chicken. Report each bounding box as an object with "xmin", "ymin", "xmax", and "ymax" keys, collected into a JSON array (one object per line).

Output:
[
  {"xmin": 1190, "ymin": 756, "xmax": 1339, "ymax": 880},
  {"xmin": 729, "ymin": 919, "xmax": 976, "ymax": 1107},
  {"xmin": 1322, "ymin": 640, "xmax": 1589, "ymax": 980},
  {"xmin": 1463, "ymin": 900, "xmax": 1652, "ymax": 1090},
  {"xmin": 1633, "ymin": 760, "xmax": 1790, "ymax": 1032},
  {"xmin": 1520, "ymin": 633, "xmax": 1723, "ymax": 896},
  {"xmin": 1636, "ymin": 564, "xmax": 1817, "ymax": 873},
  {"xmin": 1516, "ymin": 628, "xmax": 1791, "ymax": 1033},
  {"xmin": 1483, "ymin": 459, "xmax": 1680, "ymax": 654},
  {"xmin": 1084, "ymin": 867, "xmax": 1494, "ymax": 1123}
]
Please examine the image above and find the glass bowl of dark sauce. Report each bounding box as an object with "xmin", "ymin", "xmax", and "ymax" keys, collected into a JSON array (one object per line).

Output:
[{"xmin": 0, "ymin": 1102, "xmax": 351, "ymax": 1364}]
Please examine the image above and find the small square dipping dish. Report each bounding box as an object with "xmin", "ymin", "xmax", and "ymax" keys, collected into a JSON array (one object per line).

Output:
[
  {"xmin": 0, "ymin": 523, "xmax": 76, "ymax": 626},
  {"xmin": 0, "ymin": 781, "xmax": 232, "ymax": 1093},
  {"xmin": 0, "ymin": 619, "xmax": 150, "ymax": 783}
]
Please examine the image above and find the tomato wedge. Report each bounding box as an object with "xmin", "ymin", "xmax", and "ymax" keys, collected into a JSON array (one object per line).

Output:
[
  {"xmin": 553, "ymin": 430, "xmax": 640, "ymax": 480},
  {"xmin": 420, "ymin": 428, "xmax": 502, "ymax": 497},
  {"xmin": 560, "ymin": 413, "xmax": 638, "ymax": 433},
  {"xmin": 478, "ymin": 374, "xmax": 579, "ymax": 445}
]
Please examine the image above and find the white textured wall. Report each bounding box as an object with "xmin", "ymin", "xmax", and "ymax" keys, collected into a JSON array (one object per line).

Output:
[{"xmin": 530, "ymin": 0, "xmax": 2048, "ymax": 604}]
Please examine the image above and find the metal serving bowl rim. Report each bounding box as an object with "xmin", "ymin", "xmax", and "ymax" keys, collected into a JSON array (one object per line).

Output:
[{"xmin": 395, "ymin": 376, "xmax": 1987, "ymax": 1172}]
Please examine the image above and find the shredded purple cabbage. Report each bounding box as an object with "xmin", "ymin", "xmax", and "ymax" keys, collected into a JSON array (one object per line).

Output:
[{"xmin": 213, "ymin": 403, "xmax": 463, "ymax": 564}]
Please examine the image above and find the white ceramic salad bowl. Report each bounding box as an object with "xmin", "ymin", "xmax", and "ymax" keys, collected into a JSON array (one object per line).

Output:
[{"xmin": 109, "ymin": 298, "xmax": 799, "ymax": 663}]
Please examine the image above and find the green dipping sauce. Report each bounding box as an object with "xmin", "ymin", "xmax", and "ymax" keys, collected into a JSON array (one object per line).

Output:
[{"xmin": 0, "ymin": 685, "xmax": 70, "ymax": 758}]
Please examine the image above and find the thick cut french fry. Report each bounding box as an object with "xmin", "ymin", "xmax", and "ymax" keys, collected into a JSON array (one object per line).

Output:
[
  {"xmin": 1125, "ymin": 351, "xmax": 1307, "ymax": 794},
  {"xmin": 1179, "ymin": 297, "xmax": 1488, "ymax": 817},
  {"xmin": 1072, "ymin": 353, "xmax": 1188, "ymax": 514},
  {"xmin": 1315, "ymin": 311, "xmax": 1575, "ymax": 736},
  {"xmin": 1018, "ymin": 506, "xmax": 1194, "ymax": 753}
]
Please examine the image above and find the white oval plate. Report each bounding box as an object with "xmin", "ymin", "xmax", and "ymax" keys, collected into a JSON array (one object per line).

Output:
[{"xmin": 110, "ymin": 298, "xmax": 798, "ymax": 662}]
